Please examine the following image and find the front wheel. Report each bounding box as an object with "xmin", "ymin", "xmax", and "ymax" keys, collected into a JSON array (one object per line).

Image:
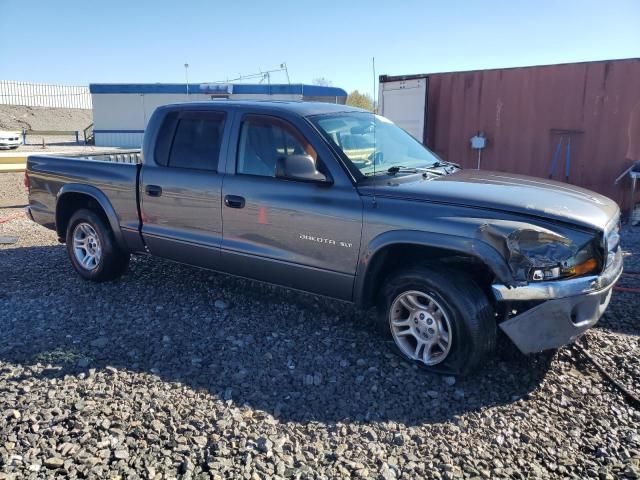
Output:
[
  {"xmin": 66, "ymin": 209, "xmax": 130, "ymax": 281},
  {"xmin": 377, "ymin": 264, "xmax": 496, "ymax": 376}
]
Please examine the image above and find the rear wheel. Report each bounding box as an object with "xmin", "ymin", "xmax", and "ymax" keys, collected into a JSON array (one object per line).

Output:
[
  {"xmin": 377, "ymin": 264, "xmax": 496, "ymax": 376},
  {"xmin": 66, "ymin": 209, "xmax": 129, "ymax": 281}
]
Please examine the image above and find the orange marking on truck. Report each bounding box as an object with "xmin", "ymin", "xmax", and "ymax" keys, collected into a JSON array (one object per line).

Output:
[{"xmin": 258, "ymin": 207, "xmax": 269, "ymax": 225}]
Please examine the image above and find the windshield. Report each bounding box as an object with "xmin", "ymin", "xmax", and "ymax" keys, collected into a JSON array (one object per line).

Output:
[{"xmin": 313, "ymin": 112, "xmax": 442, "ymax": 177}]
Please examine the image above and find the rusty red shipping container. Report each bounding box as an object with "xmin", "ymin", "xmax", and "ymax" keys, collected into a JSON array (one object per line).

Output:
[{"xmin": 384, "ymin": 58, "xmax": 640, "ymax": 210}]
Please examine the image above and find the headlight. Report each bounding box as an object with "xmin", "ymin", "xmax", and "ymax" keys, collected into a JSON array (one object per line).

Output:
[{"xmin": 507, "ymin": 229, "xmax": 600, "ymax": 282}]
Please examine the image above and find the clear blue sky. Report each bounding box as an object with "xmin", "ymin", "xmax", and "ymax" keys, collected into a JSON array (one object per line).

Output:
[{"xmin": 1, "ymin": 0, "xmax": 638, "ymax": 95}]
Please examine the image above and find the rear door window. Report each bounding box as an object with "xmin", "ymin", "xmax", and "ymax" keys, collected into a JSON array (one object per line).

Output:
[{"xmin": 167, "ymin": 112, "xmax": 226, "ymax": 171}]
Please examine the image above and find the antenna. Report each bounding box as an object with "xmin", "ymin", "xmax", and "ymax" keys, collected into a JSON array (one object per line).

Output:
[{"xmin": 372, "ymin": 56, "xmax": 377, "ymax": 206}]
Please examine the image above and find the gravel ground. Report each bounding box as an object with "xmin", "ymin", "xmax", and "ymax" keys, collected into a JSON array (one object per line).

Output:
[
  {"xmin": 1, "ymin": 173, "xmax": 639, "ymax": 479},
  {"xmin": 0, "ymin": 174, "xmax": 27, "ymax": 208}
]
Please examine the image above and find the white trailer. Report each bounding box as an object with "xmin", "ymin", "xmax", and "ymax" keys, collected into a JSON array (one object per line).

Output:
[
  {"xmin": 378, "ymin": 75, "xmax": 428, "ymax": 143},
  {"xmin": 90, "ymin": 83, "xmax": 347, "ymax": 148}
]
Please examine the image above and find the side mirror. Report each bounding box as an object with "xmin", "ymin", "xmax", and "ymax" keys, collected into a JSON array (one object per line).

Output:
[{"xmin": 276, "ymin": 154, "xmax": 331, "ymax": 184}]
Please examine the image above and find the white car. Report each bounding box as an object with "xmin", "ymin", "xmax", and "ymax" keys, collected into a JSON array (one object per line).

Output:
[{"xmin": 0, "ymin": 130, "xmax": 22, "ymax": 149}]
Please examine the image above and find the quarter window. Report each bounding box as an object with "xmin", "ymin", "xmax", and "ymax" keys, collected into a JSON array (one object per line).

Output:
[{"xmin": 167, "ymin": 113, "xmax": 225, "ymax": 171}]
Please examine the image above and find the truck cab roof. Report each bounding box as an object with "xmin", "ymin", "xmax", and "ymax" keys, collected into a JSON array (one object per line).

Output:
[{"xmin": 155, "ymin": 100, "xmax": 367, "ymax": 118}]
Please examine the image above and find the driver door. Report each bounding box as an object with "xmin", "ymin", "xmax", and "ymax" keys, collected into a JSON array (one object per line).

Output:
[{"xmin": 220, "ymin": 113, "xmax": 363, "ymax": 300}]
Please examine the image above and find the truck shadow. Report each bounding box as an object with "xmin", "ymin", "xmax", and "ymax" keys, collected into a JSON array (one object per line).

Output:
[{"xmin": 0, "ymin": 245, "xmax": 555, "ymax": 426}]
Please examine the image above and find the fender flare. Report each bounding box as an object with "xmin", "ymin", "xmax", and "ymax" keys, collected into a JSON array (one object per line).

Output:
[
  {"xmin": 353, "ymin": 230, "xmax": 514, "ymax": 307},
  {"xmin": 56, "ymin": 184, "xmax": 126, "ymax": 249}
]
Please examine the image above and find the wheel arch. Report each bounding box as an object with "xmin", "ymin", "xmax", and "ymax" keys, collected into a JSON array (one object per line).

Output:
[
  {"xmin": 56, "ymin": 184, "xmax": 125, "ymax": 248},
  {"xmin": 353, "ymin": 230, "xmax": 514, "ymax": 309}
]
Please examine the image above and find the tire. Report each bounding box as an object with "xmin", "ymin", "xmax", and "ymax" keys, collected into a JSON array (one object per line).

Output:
[
  {"xmin": 65, "ymin": 209, "xmax": 130, "ymax": 281},
  {"xmin": 376, "ymin": 263, "xmax": 496, "ymax": 376}
]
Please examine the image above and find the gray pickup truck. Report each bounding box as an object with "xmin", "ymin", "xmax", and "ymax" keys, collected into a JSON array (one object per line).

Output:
[{"xmin": 26, "ymin": 101, "xmax": 623, "ymax": 375}]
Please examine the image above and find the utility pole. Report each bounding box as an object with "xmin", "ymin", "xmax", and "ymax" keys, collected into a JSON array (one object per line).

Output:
[
  {"xmin": 281, "ymin": 63, "xmax": 290, "ymax": 84},
  {"xmin": 184, "ymin": 63, "xmax": 190, "ymax": 98}
]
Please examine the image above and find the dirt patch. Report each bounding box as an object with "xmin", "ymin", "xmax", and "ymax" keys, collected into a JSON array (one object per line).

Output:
[{"xmin": 0, "ymin": 105, "xmax": 92, "ymax": 132}]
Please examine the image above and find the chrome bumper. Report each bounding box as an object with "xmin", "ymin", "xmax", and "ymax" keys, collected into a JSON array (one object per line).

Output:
[
  {"xmin": 491, "ymin": 248, "xmax": 623, "ymax": 354},
  {"xmin": 492, "ymin": 248, "xmax": 623, "ymax": 301}
]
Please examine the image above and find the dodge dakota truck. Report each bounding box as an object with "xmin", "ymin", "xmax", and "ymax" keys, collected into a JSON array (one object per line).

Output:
[{"xmin": 25, "ymin": 101, "xmax": 623, "ymax": 375}]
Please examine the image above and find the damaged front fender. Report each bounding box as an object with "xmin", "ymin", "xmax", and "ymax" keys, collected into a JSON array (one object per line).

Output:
[{"xmin": 354, "ymin": 229, "xmax": 517, "ymax": 307}]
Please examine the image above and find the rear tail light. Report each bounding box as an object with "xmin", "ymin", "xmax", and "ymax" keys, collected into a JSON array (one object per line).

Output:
[{"xmin": 23, "ymin": 172, "xmax": 30, "ymax": 190}]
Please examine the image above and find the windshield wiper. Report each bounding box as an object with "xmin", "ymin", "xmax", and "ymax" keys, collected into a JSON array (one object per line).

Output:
[
  {"xmin": 387, "ymin": 166, "xmax": 419, "ymax": 175},
  {"xmin": 387, "ymin": 165, "xmax": 445, "ymax": 177},
  {"xmin": 367, "ymin": 164, "xmax": 451, "ymax": 177},
  {"xmin": 430, "ymin": 160, "xmax": 461, "ymax": 169},
  {"xmin": 416, "ymin": 160, "xmax": 461, "ymax": 176}
]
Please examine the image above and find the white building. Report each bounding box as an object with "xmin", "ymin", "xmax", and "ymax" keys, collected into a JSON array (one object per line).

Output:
[{"xmin": 90, "ymin": 83, "xmax": 347, "ymax": 148}]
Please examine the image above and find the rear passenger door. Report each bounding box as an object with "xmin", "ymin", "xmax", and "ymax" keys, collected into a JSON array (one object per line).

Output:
[{"xmin": 140, "ymin": 110, "xmax": 228, "ymax": 269}]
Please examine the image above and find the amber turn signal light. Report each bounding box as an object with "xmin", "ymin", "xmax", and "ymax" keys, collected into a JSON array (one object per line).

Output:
[{"xmin": 570, "ymin": 258, "xmax": 598, "ymax": 277}]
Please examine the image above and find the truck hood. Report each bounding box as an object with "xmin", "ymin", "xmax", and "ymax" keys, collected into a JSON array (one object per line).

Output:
[{"xmin": 358, "ymin": 170, "xmax": 619, "ymax": 231}]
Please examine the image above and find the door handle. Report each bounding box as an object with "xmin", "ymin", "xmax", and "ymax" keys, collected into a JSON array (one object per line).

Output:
[
  {"xmin": 224, "ymin": 195, "xmax": 245, "ymax": 209},
  {"xmin": 145, "ymin": 185, "xmax": 162, "ymax": 197}
]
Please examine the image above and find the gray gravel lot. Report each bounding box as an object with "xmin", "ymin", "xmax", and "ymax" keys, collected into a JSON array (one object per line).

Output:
[{"xmin": 1, "ymin": 172, "xmax": 639, "ymax": 479}]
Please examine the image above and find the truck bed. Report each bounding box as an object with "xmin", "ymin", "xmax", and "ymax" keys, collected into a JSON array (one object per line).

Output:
[{"xmin": 27, "ymin": 152, "xmax": 142, "ymax": 237}]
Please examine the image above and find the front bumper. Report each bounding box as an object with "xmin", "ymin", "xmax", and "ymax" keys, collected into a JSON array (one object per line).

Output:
[{"xmin": 491, "ymin": 248, "xmax": 623, "ymax": 353}]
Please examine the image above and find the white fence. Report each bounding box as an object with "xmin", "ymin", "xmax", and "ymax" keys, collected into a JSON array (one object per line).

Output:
[{"xmin": 0, "ymin": 80, "xmax": 92, "ymax": 109}]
